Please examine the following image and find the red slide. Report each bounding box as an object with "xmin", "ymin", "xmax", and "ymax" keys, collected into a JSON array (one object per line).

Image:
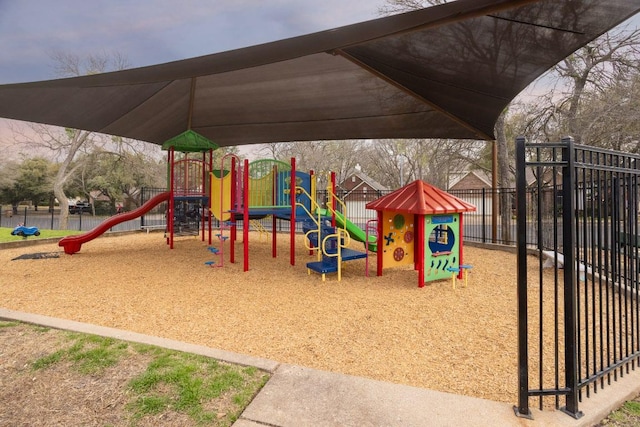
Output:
[{"xmin": 59, "ymin": 191, "xmax": 171, "ymax": 255}]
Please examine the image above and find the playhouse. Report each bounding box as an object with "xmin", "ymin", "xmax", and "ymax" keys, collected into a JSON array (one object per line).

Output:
[{"xmin": 366, "ymin": 180, "xmax": 476, "ymax": 287}]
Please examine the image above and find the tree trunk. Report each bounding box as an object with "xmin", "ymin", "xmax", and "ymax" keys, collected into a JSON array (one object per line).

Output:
[
  {"xmin": 54, "ymin": 180, "xmax": 70, "ymax": 230},
  {"xmin": 495, "ymin": 111, "xmax": 512, "ymax": 243},
  {"xmin": 567, "ymin": 77, "xmax": 587, "ymax": 143},
  {"xmin": 54, "ymin": 129, "xmax": 90, "ymax": 229}
]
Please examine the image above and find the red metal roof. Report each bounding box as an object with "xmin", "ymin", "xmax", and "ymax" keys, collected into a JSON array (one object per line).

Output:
[{"xmin": 366, "ymin": 180, "xmax": 476, "ymax": 215}]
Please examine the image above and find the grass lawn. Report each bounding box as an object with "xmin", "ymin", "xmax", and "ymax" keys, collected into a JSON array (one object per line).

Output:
[
  {"xmin": 0, "ymin": 227, "xmax": 82, "ymax": 243},
  {"xmin": 0, "ymin": 321, "xmax": 270, "ymax": 426}
]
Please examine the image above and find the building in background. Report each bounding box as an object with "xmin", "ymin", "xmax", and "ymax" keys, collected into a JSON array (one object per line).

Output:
[{"xmin": 337, "ymin": 164, "xmax": 389, "ymax": 226}]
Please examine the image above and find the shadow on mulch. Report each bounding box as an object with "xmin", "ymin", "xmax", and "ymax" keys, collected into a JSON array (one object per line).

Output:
[{"xmin": 11, "ymin": 252, "xmax": 61, "ymax": 261}]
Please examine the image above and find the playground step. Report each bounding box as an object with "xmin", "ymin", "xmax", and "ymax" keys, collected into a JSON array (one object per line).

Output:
[
  {"xmin": 305, "ymin": 228, "xmax": 339, "ymax": 248},
  {"xmin": 324, "ymin": 248, "xmax": 367, "ymax": 262},
  {"xmin": 303, "ymin": 224, "xmax": 335, "ymax": 234},
  {"xmin": 306, "ymin": 260, "xmax": 339, "ymax": 274}
]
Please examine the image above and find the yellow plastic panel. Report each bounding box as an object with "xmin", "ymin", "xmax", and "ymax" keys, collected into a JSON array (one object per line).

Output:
[{"xmin": 381, "ymin": 211, "xmax": 415, "ymax": 267}]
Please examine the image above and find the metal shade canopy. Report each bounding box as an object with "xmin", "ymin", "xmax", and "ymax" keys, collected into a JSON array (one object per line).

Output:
[{"xmin": 0, "ymin": 0, "xmax": 639, "ymax": 147}]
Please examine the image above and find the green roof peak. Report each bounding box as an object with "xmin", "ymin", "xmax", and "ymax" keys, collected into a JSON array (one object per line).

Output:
[{"xmin": 162, "ymin": 130, "xmax": 218, "ymax": 152}]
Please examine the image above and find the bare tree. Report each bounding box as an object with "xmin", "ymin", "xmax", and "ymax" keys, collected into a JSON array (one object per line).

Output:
[
  {"xmin": 551, "ymin": 27, "xmax": 640, "ymax": 144},
  {"xmin": 577, "ymin": 73, "xmax": 640, "ymax": 151},
  {"xmin": 49, "ymin": 50, "xmax": 130, "ymax": 77},
  {"xmin": 515, "ymin": 25, "xmax": 640, "ymax": 147},
  {"xmin": 378, "ymin": 0, "xmax": 445, "ymax": 15},
  {"xmin": 12, "ymin": 52, "xmax": 133, "ymax": 228},
  {"xmin": 258, "ymin": 143, "xmax": 284, "ymax": 161},
  {"xmin": 262, "ymin": 140, "xmax": 365, "ymax": 189},
  {"xmin": 356, "ymin": 138, "xmax": 483, "ymax": 189}
]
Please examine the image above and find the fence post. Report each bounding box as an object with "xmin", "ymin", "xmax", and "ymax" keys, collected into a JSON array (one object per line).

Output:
[
  {"xmin": 514, "ymin": 136, "xmax": 532, "ymax": 419},
  {"xmin": 611, "ymin": 175, "xmax": 620, "ymax": 281},
  {"xmin": 560, "ymin": 136, "xmax": 583, "ymax": 419},
  {"xmin": 482, "ymin": 188, "xmax": 486, "ymax": 243},
  {"xmin": 140, "ymin": 188, "xmax": 146, "ymax": 228},
  {"xmin": 493, "ymin": 140, "xmax": 498, "ymax": 243}
]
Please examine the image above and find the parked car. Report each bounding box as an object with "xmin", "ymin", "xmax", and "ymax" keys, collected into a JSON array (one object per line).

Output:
[{"xmin": 69, "ymin": 202, "xmax": 92, "ymax": 214}]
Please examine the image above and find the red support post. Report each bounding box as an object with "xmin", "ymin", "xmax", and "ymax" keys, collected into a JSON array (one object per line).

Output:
[
  {"xmin": 208, "ymin": 149, "xmax": 213, "ymax": 245},
  {"xmin": 201, "ymin": 151, "xmax": 206, "ymax": 242},
  {"xmin": 272, "ymin": 215, "xmax": 277, "ymax": 258},
  {"xmin": 330, "ymin": 171, "xmax": 336, "ymax": 228},
  {"xmin": 309, "ymin": 169, "xmax": 315, "ymax": 256},
  {"xmin": 230, "ymin": 157, "xmax": 236, "ymax": 264},
  {"xmin": 272, "ymin": 165, "xmax": 277, "ymax": 258},
  {"xmin": 458, "ymin": 213, "xmax": 464, "ymax": 280},
  {"xmin": 376, "ymin": 210, "xmax": 383, "ymax": 277},
  {"xmin": 417, "ymin": 215, "xmax": 425, "ymax": 287},
  {"xmin": 232, "ymin": 156, "xmax": 239, "ymax": 242},
  {"xmin": 168, "ymin": 147, "xmax": 175, "ymax": 249},
  {"xmin": 290, "ymin": 157, "xmax": 296, "ymax": 266},
  {"xmin": 243, "ymin": 159, "xmax": 249, "ymax": 272}
]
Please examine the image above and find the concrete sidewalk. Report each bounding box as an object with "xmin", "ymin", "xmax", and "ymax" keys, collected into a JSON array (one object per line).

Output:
[{"xmin": 2, "ymin": 308, "xmax": 639, "ymax": 427}]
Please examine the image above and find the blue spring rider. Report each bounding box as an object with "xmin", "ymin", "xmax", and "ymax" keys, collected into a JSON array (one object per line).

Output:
[{"xmin": 11, "ymin": 224, "xmax": 41, "ymax": 238}]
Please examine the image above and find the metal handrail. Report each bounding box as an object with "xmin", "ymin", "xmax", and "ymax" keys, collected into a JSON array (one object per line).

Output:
[{"xmin": 320, "ymin": 228, "xmax": 351, "ymax": 282}]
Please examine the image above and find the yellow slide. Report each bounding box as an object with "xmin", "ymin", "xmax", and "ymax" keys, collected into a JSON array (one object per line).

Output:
[{"xmin": 210, "ymin": 171, "xmax": 232, "ymax": 221}]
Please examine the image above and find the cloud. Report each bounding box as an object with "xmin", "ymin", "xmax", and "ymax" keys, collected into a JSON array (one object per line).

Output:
[{"xmin": 0, "ymin": 0, "xmax": 381, "ymax": 83}]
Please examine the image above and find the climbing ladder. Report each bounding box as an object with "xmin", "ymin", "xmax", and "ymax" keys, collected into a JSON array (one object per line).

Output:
[
  {"xmin": 205, "ymin": 221, "xmax": 231, "ymax": 268},
  {"xmin": 300, "ymin": 186, "xmax": 367, "ymax": 281}
]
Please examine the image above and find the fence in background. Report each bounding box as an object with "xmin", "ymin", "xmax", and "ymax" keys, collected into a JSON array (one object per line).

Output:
[
  {"xmin": 318, "ymin": 187, "xmax": 522, "ymax": 246},
  {"xmin": 3, "ymin": 186, "xmax": 537, "ymax": 248},
  {"xmin": 0, "ymin": 205, "xmax": 141, "ymax": 233}
]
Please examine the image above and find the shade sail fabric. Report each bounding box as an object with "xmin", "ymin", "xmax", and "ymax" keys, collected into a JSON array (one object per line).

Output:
[{"xmin": 0, "ymin": 0, "xmax": 639, "ymax": 147}]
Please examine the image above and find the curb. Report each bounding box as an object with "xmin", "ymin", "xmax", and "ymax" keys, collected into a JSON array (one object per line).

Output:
[{"xmin": 0, "ymin": 308, "xmax": 280, "ymax": 374}]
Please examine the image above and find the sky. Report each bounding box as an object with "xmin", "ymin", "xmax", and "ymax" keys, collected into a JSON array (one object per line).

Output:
[
  {"xmin": 0, "ymin": 0, "xmax": 386, "ymax": 158},
  {"xmin": 2, "ymin": 1, "xmax": 640, "ymax": 158},
  {"xmin": 0, "ymin": 0, "xmax": 383, "ymax": 84}
]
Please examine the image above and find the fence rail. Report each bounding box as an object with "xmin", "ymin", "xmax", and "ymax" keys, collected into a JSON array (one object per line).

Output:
[
  {"xmin": 3, "ymin": 186, "xmax": 545, "ymax": 249},
  {"xmin": 0, "ymin": 206, "xmax": 144, "ymax": 233}
]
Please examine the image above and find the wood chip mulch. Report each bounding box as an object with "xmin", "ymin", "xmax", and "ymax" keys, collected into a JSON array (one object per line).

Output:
[{"xmin": 0, "ymin": 231, "xmax": 542, "ymax": 404}]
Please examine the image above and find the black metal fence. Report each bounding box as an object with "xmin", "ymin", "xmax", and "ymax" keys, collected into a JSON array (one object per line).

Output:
[
  {"xmin": 3, "ymin": 186, "xmax": 527, "ymax": 247},
  {"xmin": 515, "ymin": 137, "xmax": 640, "ymax": 419},
  {"xmin": 0, "ymin": 205, "xmax": 142, "ymax": 232}
]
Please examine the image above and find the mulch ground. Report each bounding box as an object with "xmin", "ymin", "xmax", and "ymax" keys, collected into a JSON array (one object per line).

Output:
[{"xmin": 0, "ymin": 231, "xmax": 539, "ymax": 404}]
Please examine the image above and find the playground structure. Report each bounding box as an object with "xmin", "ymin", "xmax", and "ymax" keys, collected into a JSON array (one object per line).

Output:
[
  {"xmin": 59, "ymin": 130, "xmax": 217, "ymax": 255},
  {"xmin": 58, "ymin": 132, "xmax": 473, "ymax": 288},
  {"xmin": 164, "ymin": 130, "xmax": 218, "ymax": 249},
  {"xmin": 208, "ymin": 155, "xmax": 310, "ymax": 270},
  {"xmin": 302, "ymin": 171, "xmax": 378, "ymax": 281},
  {"xmin": 366, "ymin": 180, "xmax": 476, "ymax": 288},
  {"xmin": 208, "ymin": 157, "xmax": 376, "ymax": 279},
  {"xmin": 59, "ymin": 191, "xmax": 172, "ymax": 254},
  {"xmin": 57, "ymin": 128, "xmax": 376, "ymax": 270}
]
